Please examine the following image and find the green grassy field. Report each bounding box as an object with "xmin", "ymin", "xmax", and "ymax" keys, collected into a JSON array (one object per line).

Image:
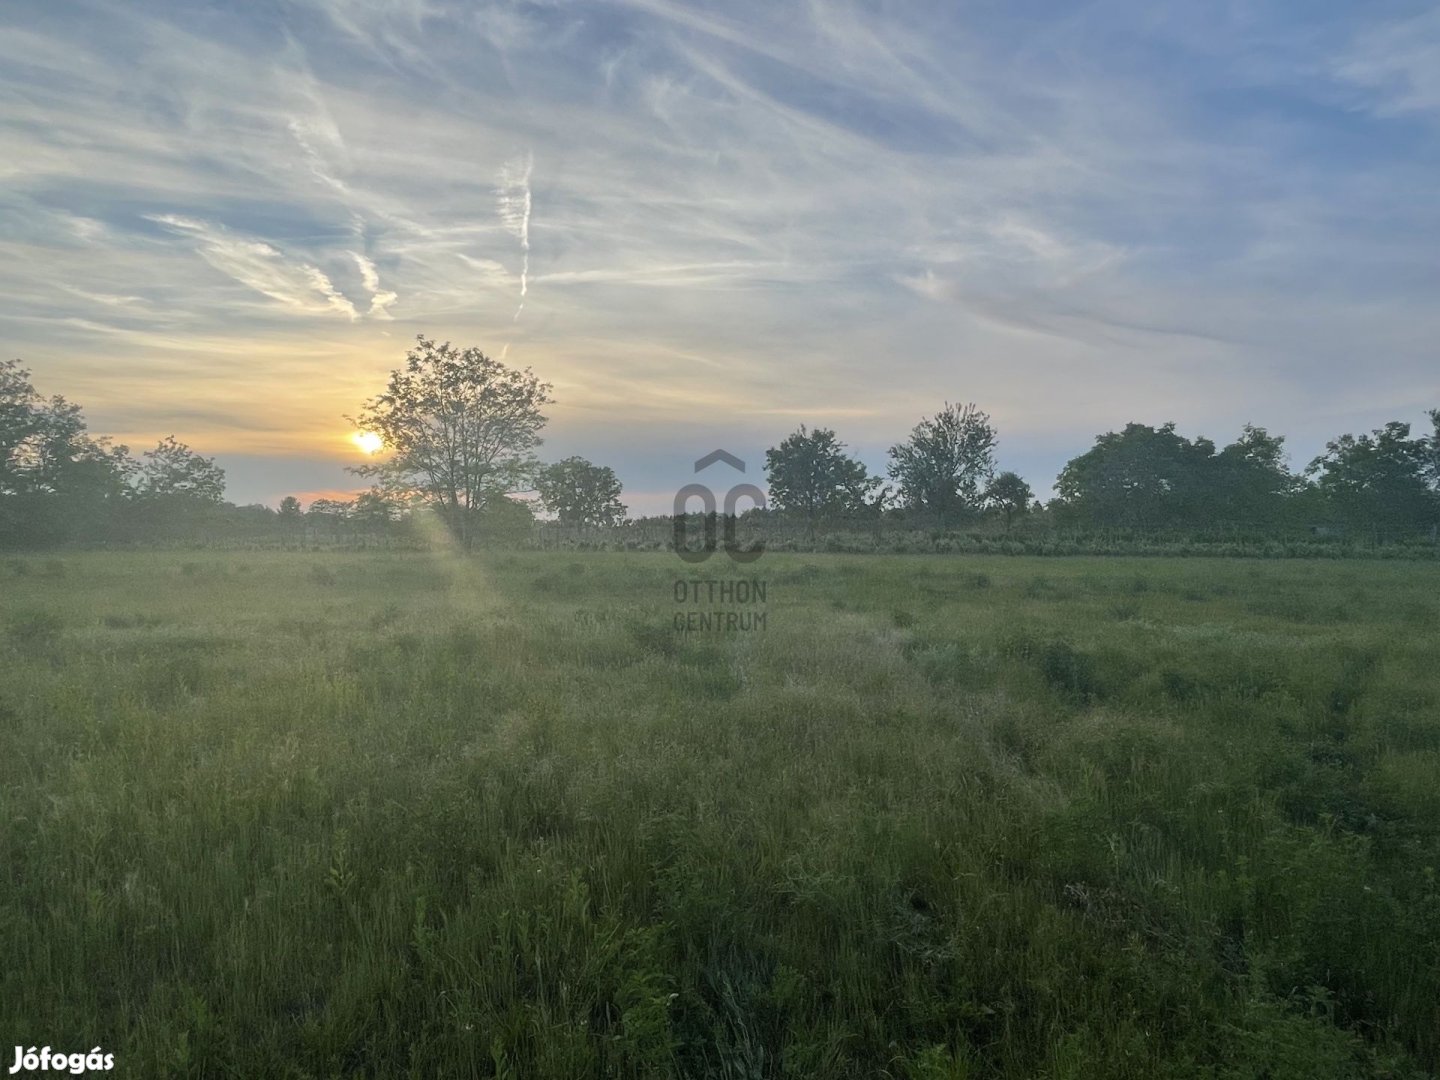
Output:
[{"xmin": 3, "ymin": 550, "xmax": 1439, "ymax": 1078}]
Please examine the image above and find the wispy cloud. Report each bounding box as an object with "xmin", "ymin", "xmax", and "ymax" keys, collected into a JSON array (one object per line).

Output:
[
  {"xmin": 147, "ymin": 215, "xmax": 360, "ymax": 319},
  {"xmin": 349, "ymin": 251, "xmax": 398, "ymax": 318},
  {"xmin": 1335, "ymin": 8, "xmax": 1440, "ymax": 115}
]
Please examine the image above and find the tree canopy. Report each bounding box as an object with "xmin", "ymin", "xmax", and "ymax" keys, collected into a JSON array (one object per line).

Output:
[
  {"xmin": 536, "ymin": 457, "xmax": 627, "ymax": 527},
  {"xmin": 351, "ymin": 336, "xmax": 553, "ymax": 544},
  {"xmin": 1054, "ymin": 422, "xmax": 1301, "ymax": 530},
  {"xmin": 764, "ymin": 426, "xmax": 881, "ymax": 529},
  {"xmin": 888, "ymin": 402, "xmax": 997, "ymax": 523},
  {"xmin": 1, "ymin": 360, "xmax": 133, "ymax": 545},
  {"xmin": 1306, "ymin": 421, "xmax": 1436, "ymax": 537},
  {"xmin": 985, "ymin": 471, "xmax": 1034, "ymax": 531},
  {"xmin": 135, "ymin": 436, "xmax": 226, "ymax": 505}
]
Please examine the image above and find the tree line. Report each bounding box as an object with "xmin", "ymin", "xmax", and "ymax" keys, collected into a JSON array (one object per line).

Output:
[
  {"xmin": 4, "ymin": 340, "xmax": 1437, "ymax": 550},
  {"xmin": 761, "ymin": 405, "xmax": 1440, "ymax": 541}
]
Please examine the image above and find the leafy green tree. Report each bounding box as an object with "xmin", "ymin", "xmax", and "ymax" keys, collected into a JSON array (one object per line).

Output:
[
  {"xmin": 278, "ymin": 496, "xmax": 302, "ymax": 519},
  {"xmin": 0, "ymin": 359, "xmax": 41, "ymax": 498},
  {"xmin": 21, "ymin": 398, "xmax": 131, "ymax": 500},
  {"xmin": 1055, "ymin": 422, "xmax": 1306, "ymax": 532},
  {"xmin": 1054, "ymin": 422, "xmax": 1220, "ymax": 529},
  {"xmin": 1, "ymin": 360, "xmax": 133, "ymax": 546},
  {"xmin": 136, "ymin": 436, "xmax": 226, "ymax": 503},
  {"xmin": 1211, "ymin": 425, "xmax": 1299, "ymax": 527},
  {"xmin": 351, "ymin": 336, "xmax": 552, "ymax": 546},
  {"xmin": 764, "ymin": 426, "xmax": 880, "ymax": 533},
  {"xmin": 1423, "ymin": 409, "xmax": 1440, "ymax": 496},
  {"xmin": 536, "ymin": 456, "xmax": 626, "ymax": 526},
  {"xmin": 353, "ymin": 490, "xmax": 398, "ymax": 527},
  {"xmin": 887, "ymin": 402, "xmax": 996, "ymax": 524},
  {"xmin": 985, "ymin": 471, "xmax": 1033, "ymax": 532},
  {"xmin": 1306, "ymin": 421, "xmax": 1435, "ymax": 538},
  {"xmin": 123, "ymin": 436, "xmax": 226, "ymax": 542}
]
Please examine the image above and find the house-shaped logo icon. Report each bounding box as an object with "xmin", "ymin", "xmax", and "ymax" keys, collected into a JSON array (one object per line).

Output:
[{"xmin": 694, "ymin": 449, "xmax": 745, "ymax": 473}]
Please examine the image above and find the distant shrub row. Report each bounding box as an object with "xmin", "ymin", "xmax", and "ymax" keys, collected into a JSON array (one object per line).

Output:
[{"xmin": 527, "ymin": 531, "xmax": 1440, "ymax": 560}]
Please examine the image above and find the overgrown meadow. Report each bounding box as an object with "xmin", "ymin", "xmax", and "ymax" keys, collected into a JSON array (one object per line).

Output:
[{"xmin": 3, "ymin": 551, "xmax": 1439, "ymax": 1078}]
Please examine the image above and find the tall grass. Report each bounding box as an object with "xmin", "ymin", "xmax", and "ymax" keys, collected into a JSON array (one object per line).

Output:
[{"xmin": 1, "ymin": 552, "xmax": 1437, "ymax": 1077}]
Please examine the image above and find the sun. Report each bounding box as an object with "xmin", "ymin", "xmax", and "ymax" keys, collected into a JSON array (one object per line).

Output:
[{"xmin": 352, "ymin": 431, "xmax": 384, "ymax": 455}]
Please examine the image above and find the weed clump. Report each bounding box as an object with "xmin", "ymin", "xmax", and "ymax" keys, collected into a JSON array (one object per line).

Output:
[{"xmin": 1038, "ymin": 640, "xmax": 1101, "ymax": 703}]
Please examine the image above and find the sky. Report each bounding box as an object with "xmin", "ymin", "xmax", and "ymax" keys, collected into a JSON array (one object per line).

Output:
[{"xmin": 2, "ymin": 0, "xmax": 1438, "ymax": 514}]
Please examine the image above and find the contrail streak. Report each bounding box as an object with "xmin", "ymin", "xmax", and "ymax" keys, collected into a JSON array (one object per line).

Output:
[{"xmin": 498, "ymin": 153, "xmax": 533, "ymax": 326}]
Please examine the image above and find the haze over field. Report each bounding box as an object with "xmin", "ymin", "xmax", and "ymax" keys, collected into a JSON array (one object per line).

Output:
[{"xmin": 3, "ymin": 1, "xmax": 1438, "ymax": 510}]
